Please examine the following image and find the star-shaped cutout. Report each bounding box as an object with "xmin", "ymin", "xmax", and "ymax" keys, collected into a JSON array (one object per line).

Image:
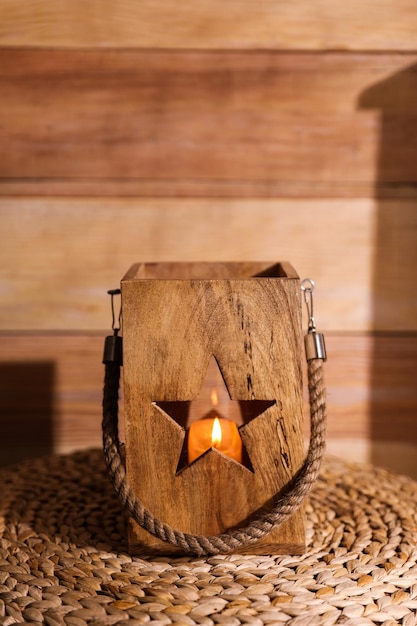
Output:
[{"xmin": 154, "ymin": 356, "xmax": 276, "ymax": 473}]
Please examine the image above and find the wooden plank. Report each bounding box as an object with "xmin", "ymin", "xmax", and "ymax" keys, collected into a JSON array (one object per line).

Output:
[
  {"xmin": 1, "ymin": 333, "xmax": 416, "ymax": 480},
  {"xmin": 323, "ymin": 333, "xmax": 417, "ymax": 478},
  {"xmin": 0, "ymin": 1, "xmax": 416, "ymax": 50},
  {"xmin": 1, "ymin": 50, "xmax": 417, "ymax": 196},
  {"xmin": 122, "ymin": 263, "xmax": 304, "ymax": 553},
  {"xmin": 0, "ymin": 334, "xmax": 105, "ymax": 467},
  {"xmin": 319, "ymin": 334, "xmax": 417, "ymax": 441},
  {"xmin": 1, "ymin": 197, "xmax": 416, "ymax": 332}
]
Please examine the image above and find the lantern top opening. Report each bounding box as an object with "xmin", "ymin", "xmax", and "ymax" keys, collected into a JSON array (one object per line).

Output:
[{"xmin": 122, "ymin": 262, "xmax": 299, "ymax": 282}]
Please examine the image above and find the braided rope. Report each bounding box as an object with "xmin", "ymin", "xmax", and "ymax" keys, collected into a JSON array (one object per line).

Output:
[{"xmin": 102, "ymin": 357, "xmax": 326, "ymax": 556}]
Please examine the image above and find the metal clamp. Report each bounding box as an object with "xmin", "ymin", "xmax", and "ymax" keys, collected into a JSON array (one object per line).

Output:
[
  {"xmin": 301, "ymin": 278, "xmax": 327, "ymax": 362},
  {"xmin": 103, "ymin": 289, "xmax": 123, "ymax": 365}
]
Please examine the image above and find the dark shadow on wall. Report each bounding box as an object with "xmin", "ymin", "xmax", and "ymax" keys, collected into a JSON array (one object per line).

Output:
[
  {"xmin": 358, "ymin": 63, "xmax": 417, "ymax": 476},
  {"xmin": 0, "ymin": 362, "xmax": 55, "ymax": 467}
]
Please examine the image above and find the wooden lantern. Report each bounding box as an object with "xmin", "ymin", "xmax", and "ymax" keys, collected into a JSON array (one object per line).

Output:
[{"xmin": 121, "ymin": 262, "xmax": 305, "ymax": 555}]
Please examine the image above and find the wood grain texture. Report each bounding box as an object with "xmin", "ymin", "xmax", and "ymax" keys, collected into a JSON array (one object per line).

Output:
[
  {"xmin": 1, "ymin": 333, "xmax": 416, "ymax": 477},
  {"xmin": 1, "ymin": 50, "xmax": 416, "ymax": 196},
  {"xmin": 121, "ymin": 262, "xmax": 305, "ymax": 554},
  {"xmin": 0, "ymin": 1, "xmax": 416, "ymax": 50},
  {"xmin": 1, "ymin": 0, "xmax": 415, "ymax": 499},
  {"xmin": 1, "ymin": 198, "xmax": 416, "ymax": 332}
]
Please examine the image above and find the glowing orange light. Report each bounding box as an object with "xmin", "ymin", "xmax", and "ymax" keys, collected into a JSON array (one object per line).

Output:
[
  {"xmin": 211, "ymin": 416, "xmax": 222, "ymax": 447},
  {"xmin": 187, "ymin": 391, "xmax": 242, "ymax": 464},
  {"xmin": 211, "ymin": 388, "xmax": 218, "ymax": 407}
]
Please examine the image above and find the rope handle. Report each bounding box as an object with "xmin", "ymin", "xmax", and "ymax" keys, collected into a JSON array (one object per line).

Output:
[
  {"xmin": 102, "ymin": 343, "xmax": 326, "ymax": 557},
  {"xmin": 102, "ymin": 280, "xmax": 326, "ymax": 555}
]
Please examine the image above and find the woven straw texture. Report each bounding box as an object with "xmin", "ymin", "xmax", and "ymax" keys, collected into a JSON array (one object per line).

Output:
[{"xmin": 1, "ymin": 450, "xmax": 417, "ymax": 626}]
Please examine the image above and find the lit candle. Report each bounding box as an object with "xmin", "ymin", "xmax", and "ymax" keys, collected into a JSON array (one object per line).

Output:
[{"xmin": 187, "ymin": 390, "xmax": 242, "ymax": 463}]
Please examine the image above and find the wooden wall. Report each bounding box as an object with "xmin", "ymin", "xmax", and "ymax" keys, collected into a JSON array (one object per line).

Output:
[{"xmin": 1, "ymin": 2, "xmax": 416, "ymax": 476}]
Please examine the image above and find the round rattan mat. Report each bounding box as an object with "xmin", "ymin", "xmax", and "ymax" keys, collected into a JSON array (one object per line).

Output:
[{"xmin": 1, "ymin": 451, "xmax": 417, "ymax": 626}]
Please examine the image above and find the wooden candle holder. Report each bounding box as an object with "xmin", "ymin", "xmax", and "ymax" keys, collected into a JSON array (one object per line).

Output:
[{"xmin": 121, "ymin": 262, "xmax": 305, "ymax": 555}]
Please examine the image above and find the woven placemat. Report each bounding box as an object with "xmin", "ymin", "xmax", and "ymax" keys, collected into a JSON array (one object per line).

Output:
[{"xmin": 1, "ymin": 450, "xmax": 417, "ymax": 626}]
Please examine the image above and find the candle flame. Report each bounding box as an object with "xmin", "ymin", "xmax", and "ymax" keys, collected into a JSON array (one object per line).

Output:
[
  {"xmin": 211, "ymin": 388, "xmax": 218, "ymax": 407},
  {"xmin": 211, "ymin": 417, "xmax": 222, "ymax": 447}
]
